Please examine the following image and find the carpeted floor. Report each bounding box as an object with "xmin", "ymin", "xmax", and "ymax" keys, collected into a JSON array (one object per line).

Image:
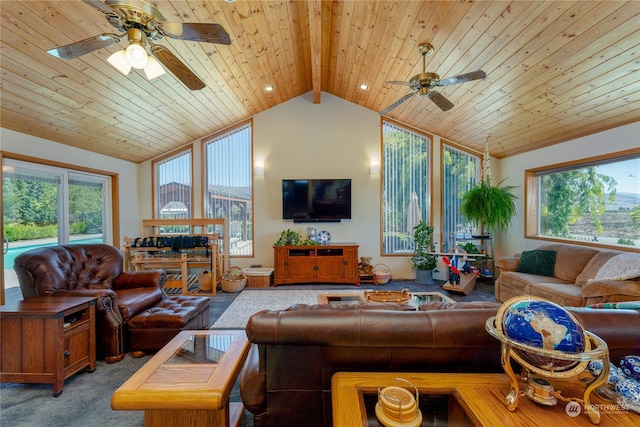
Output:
[
  {"xmin": 212, "ymin": 288, "xmax": 364, "ymax": 328},
  {"xmin": 0, "ymin": 279, "xmax": 496, "ymax": 427}
]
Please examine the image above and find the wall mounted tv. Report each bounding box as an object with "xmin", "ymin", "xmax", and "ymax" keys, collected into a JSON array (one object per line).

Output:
[{"xmin": 282, "ymin": 179, "xmax": 352, "ymax": 222}]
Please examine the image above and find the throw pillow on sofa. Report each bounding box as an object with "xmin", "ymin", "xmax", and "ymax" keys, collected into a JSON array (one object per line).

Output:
[{"xmin": 516, "ymin": 249, "xmax": 557, "ymax": 277}]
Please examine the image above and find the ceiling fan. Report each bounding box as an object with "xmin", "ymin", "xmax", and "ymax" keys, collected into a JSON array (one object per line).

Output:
[
  {"xmin": 46, "ymin": 0, "xmax": 231, "ymax": 90},
  {"xmin": 380, "ymin": 43, "xmax": 486, "ymax": 115}
]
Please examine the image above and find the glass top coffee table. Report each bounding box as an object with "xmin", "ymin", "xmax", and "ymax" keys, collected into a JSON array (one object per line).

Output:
[
  {"xmin": 111, "ymin": 330, "xmax": 249, "ymax": 427},
  {"xmin": 318, "ymin": 291, "xmax": 455, "ymax": 308},
  {"xmin": 408, "ymin": 291, "xmax": 456, "ymax": 307}
]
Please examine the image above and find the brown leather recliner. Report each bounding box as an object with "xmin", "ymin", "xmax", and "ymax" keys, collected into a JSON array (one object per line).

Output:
[{"xmin": 13, "ymin": 243, "xmax": 167, "ymax": 363}]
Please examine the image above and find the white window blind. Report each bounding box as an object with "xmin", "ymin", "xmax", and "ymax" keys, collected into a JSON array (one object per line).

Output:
[
  {"xmin": 381, "ymin": 120, "xmax": 431, "ymax": 255},
  {"xmin": 204, "ymin": 122, "xmax": 253, "ymax": 257},
  {"xmin": 155, "ymin": 150, "xmax": 192, "ymax": 219},
  {"xmin": 442, "ymin": 145, "xmax": 480, "ymax": 252}
]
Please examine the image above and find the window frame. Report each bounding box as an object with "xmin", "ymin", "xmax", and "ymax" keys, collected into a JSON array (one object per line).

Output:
[
  {"xmin": 2, "ymin": 152, "xmax": 118, "ymax": 245},
  {"xmin": 525, "ymin": 148, "xmax": 640, "ymax": 253},
  {"xmin": 152, "ymin": 146, "xmax": 194, "ymax": 219}
]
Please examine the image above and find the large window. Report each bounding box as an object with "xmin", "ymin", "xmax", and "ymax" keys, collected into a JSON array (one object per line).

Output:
[
  {"xmin": 526, "ymin": 151, "xmax": 640, "ymax": 249},
  {"xmin": 203, "ymin": 121, "xmax": 253, "ymax": 257},
  {"xmin": 381, "ymin": 120, "xmax": 431, "ymax": 255},
  {"xmin": 153, "ymin": 149, "xmax": 192, "ymax": 218},
  {"xmin": 3, "ymin": 158, "xmax": 112, "ymax": 288},
  {"xmin": 442, "ymin": 144, "xmax": 481, "ymax": 252}
]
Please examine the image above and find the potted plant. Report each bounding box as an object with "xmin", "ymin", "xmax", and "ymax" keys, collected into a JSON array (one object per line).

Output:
[
  {"xmin": 459, "ymin": 178, "xmax": 518, "ymax": 236},
  {"xmin": 273, "ymin": 229, "xmax": 319, "ymax": 246},
  {"xmin": 410, "ymin": 220, "xmax": 438, "ymax": 284}
]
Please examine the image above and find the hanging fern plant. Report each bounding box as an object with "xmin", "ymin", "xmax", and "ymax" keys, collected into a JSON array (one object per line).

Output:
[{"xmin": 460, "ymin": 178, "xmax": 518, "ymax": 235}]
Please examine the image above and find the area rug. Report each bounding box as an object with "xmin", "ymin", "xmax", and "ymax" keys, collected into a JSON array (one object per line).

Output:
[{"xmin": 211, "ymin": 289, "xmax": 363, "ymax": 329}]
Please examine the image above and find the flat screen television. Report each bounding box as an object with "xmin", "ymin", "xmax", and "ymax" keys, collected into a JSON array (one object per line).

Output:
[{"xmin": 282, "ymin": 179, "xmax": 352, "ymax": 222}]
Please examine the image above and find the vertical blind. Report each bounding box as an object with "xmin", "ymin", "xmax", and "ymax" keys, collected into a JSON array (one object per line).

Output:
[
  {"xmin": 442, "ymin": 144, "xmax": 480, "ymax": 252},
  {"xmin": 381, "ymin": 120, "xmax": 430, "ymax": 255},
  {"xmin": 204, "ymin": 122, "xmax": 253, "ymax": 257},
  {"xmin": 155, "ymin": 150, "xmax": 192, "ymax": 218}
]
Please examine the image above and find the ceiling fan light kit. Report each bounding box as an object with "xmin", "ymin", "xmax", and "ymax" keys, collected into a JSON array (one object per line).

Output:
[
  {"xmin": 106, "ymin": 26, "xmax": 166, "ymax": 80},
  {"xmin": 46, "ymin": 0, "xmax": 231, "ymax": 90},
  {"xmin": 380, "ymin": 42, "xmax": 486, "ymax": 115},
  {"xmin": 107, "ymin": 50, "xmax": 131, "ymax": 75},
  {"xmin": 124, "ymin": 28, "xmax": 148, "ymax": 69}
]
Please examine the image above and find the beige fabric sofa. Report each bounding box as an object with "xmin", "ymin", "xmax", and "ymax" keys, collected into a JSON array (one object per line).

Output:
[{"xmin": 495, "ymin": 243, "xmax": 640, "ymax": 306}]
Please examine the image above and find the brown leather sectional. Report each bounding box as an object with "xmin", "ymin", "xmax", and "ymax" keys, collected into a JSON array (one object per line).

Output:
[
  {"xmin": 240, "ymin": 301, "xmax": 640, "ymax": 427},
  {"xmin": 13, "ymin": 244, "xmax": 210, "ymax": 362}
]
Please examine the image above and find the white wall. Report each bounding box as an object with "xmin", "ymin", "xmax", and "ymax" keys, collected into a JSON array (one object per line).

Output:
[
  {"xmin": 498, "ymin": 121, "xmax": 640, "ymax": 258},
  {"xmin": 1, "ymin": 127, "xmax": 141, "ymax": 245},
  {"xmin": 252, "ymin": 92, "xmax": 382, "ymax": 269}
]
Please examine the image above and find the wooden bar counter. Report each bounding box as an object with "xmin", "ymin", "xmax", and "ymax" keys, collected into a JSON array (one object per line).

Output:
[{"xmin": 332, "ymin": 372, "xmax": 638, "ymax": 426}]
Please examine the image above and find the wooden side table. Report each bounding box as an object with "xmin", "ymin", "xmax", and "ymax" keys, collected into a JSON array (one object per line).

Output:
[{"xmin": 0, "ymin": 297, "xmax": 97, "ymax": 396}]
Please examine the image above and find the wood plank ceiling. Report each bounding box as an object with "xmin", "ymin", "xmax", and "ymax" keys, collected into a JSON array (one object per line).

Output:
[{"xmin": 1, "ymin": 1, "xmax": 639, "ymax": 163}]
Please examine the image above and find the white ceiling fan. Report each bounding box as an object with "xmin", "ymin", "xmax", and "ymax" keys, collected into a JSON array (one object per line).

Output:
[{"xmin": 47, "ymin": 0, "xmax": 231, "ymax": 90}]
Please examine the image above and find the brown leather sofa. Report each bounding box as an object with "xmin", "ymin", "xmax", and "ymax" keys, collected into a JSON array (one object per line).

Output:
[
  {"xmin": 240, "ymin": 301, "xmax": 640, "ymax": 427},
  {"xmin": 13, "ymin": 244, "xmax": 210, "ymax": 362}
]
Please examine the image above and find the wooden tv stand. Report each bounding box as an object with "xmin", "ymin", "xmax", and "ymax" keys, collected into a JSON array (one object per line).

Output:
[{"xmin": 273, "ymin": 243, "xmax": 359, "ymax": 286}]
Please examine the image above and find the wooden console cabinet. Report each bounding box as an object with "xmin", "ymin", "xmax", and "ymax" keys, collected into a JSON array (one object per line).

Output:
[
  {"xmin": 0, "ymin": 297, "xmax": 96, "ymax": 396},
  {"xmin": 273, "ymin": 243, "xmax": 359, "ymax": 286}
]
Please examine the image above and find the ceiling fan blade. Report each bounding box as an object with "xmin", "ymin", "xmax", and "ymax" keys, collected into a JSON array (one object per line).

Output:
[
  {"xmin": 82, "ymin": 0, "xmax": 115, "ymax": 15},
  {"xmin": 385, "ymin": 80, "xmax": 415, "ymax": 87},
  {"xmin": 437, "ymin": 70, "xmax": 486, "ymax": 86},
  {"xmin": 426, "ymin": 91, "xmax": 454, "ymax": 111},
  {"xmin": 379, "ymin": 92, "xmax": 417, "ymax": 115},
  {"xmin": 47, "ymin": 34, "xmax": 121, "ymax": 59},
  {"xmin": 151, "ymin": 44, "xmax": 205, "ymax": 90},
  {"xmin": 158, "ymin": 22, "xmax": 231, "ymax": 45}
]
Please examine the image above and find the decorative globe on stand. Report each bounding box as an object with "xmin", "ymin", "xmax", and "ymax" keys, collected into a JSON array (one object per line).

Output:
[
  {"xmin": 485, "ymin": 296, "xmax": 610, "ymax": 424},
  {"xmin": 501, "ymin": 298, "xmax": 587, "ymax": 371}
]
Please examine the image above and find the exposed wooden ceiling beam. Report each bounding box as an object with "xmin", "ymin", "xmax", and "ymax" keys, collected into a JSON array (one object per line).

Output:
[{"xmin": 308, "ymin": 0, "xmax": 322, "ymax": 103}]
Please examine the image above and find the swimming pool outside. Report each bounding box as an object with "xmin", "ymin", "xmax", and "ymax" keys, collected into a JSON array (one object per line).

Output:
[{"xmin": 3, "ymin": 235, "xmax": 103, "ymax": 288}]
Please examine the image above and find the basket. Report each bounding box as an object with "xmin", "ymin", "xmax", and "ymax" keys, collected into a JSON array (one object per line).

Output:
[
  {"xmin": 364, "ymin": 289, "xmax": 410, "ymax": 303},
  {"xmin": 243, "ymin": 268, "xmax": 274, "ymax": 288},
  {"xmin": 221, "ymin": 266, "xmax": 247, "ymax": 293},
  {"xmin": 373, "ymin": 263, "xmax": 392, "ymax": 285},
  {"xmin": 198, "ymin": 270, "xmax": 213, "ymax": 292}
]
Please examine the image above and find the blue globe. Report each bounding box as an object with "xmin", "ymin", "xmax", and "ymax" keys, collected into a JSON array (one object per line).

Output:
[{"xmin": 501, "ymin": 299, "xmax": 586, "ymax": 370}]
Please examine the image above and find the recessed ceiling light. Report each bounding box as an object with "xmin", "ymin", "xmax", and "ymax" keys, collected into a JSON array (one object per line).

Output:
[
  {"xmin": 264, "ymin": 85, "xmax": 275, "ymax": 92},
  {"xmin": 224, "ymin": 0, "xmax": 236, "ymax": 3},
  {"xmin": 358, "ymin": 82, "xmax": 369, "ymax": 90}
]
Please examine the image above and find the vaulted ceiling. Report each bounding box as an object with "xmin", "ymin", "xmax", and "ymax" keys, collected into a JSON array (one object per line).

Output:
[{"xmin": 1, "ymin": 1, "xmax": 639, "ymax": 163}]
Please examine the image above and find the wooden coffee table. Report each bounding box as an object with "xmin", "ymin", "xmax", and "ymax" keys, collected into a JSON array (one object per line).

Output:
[{"xmin": 111, "ymin": 329, "xmax": 249, "ymax": 427}]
